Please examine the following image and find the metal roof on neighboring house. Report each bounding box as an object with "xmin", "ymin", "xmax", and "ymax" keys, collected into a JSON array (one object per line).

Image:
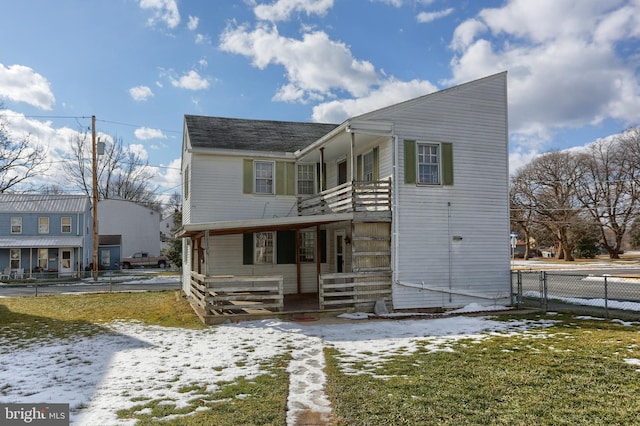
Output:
[
  {"xmin": 184, "ymin": 115, "xmax": 339, "ymax": 153},
  {"xmin": 0, "ymin": 236, "xmax": 84, "ymax": 248},
  {"xmin": 0, "ymin": 194, "xmax": 90, "ymax": 213}
]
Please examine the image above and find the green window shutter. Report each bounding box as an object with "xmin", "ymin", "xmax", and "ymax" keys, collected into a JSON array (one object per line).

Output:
[
  {"xmin": 276, "ymin": 230, "xmax": 296, "ymax": 264},
  {"xmin": 320, "ymin": 230, "xmax": 327, "ymax": 263},
  {"xmin": 442, "ymin": 142, "xmax": 454, "ymax": 186},
  {"xmin": 243, "ymin": 159, "xmax": 253, "ymax": 194},
  {"xmin": 372, "ymin": 146, "xmax": 379, "ymax": 180},
  {"xmin": 357, "ymin": 155, "xmax": 363, "ymax": 181},
  {"xmin": 243, "ymin": 233, "xmax": 253, "ymax": 265},
  {"xmin": 286, "ymin": 162, "xmax": 295, "ymax": 195},
  {"xmin": 404, "ymin": 140, "xmax": 416, "ymax": 184},
  {"xmin": 276, "ymin": 161, "xmax": 285, "ymax": 195}
]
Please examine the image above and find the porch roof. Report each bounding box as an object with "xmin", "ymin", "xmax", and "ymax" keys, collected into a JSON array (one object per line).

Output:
[
  {"xmin": 177, "ymin": 213, "xmax": 354, "ymax": 238},
  {"xmin": 0, "ymin": 236, "xmax": 84, "ymax": 248}
]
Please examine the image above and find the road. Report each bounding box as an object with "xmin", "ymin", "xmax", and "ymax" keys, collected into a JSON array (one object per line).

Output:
[
  {"xmin": 0, "ymin": 274, "xmax": 182, "ymax": 297},
  {"xmin": 513, "ymin": 265, "xmax": 640, "ymax": 307}
]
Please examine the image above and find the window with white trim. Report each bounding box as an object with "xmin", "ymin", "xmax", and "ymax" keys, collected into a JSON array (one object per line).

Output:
[
  {"xmin": 38, "ymin": 248, "xmax": 48, "ymax": 269},
  {"xmin": 255, "ymin": 232, "xmax": 274, "ymax": 264},
  {"xmin": 418, "ymin": 143, "xmax": 440, "ymax": 185},
  {"xmin": 299, "ymin": 230, "xmax": 315, "ymax": 262},
  {"xmin": 61, "ymin": 217, "xmax": 72, "ymax": 233},
  {"xmin": 39, "ymin": 217, "xmax": 50, "ymax": 234},
  {"xmin": 255, "ymin": 161, "xmax": 274, "ymax": 194},
  {"xmin": 297, "ymin": 164, "xmax": 315, "ymax": 195},
  {"xmin": 10, "ymin": 248, "xmax": 20, "ymax": 269},
  {"xmin": 362, "ymin": 151, "xmax": 374, "ymax": 182},
  {"xmin": 11, "ymin": 217, "xmax": 22, "ymax": 234}
]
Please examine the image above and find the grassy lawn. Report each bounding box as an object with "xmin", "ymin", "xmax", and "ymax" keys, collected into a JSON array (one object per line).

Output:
[
  {"xmin": 325, "ymin": 313, "xmax": 640, "ymax": 425},
  {"xmin": 2, "ymin": 292, "xmax": 640, "ymax": 425}
]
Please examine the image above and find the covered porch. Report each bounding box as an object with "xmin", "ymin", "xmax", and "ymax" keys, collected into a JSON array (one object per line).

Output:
[{"xmin": 178, "ymin": 213, "xmax": 393, "ymax": 325}]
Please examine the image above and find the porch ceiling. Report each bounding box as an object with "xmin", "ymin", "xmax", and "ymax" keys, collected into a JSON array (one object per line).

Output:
[{"xmin": 177, "ymin": 213, "xmax": 354, "ymax": 238}]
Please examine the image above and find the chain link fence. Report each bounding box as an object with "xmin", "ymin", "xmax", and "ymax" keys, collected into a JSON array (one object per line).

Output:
[{"xmin": 511, "ymin": 270, "xmax": 640, "ymax": 319}]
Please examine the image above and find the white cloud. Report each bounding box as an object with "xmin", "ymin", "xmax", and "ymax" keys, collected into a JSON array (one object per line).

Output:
[
  {"xmin": 170, "ymin": 70, "xmax": 210, "ymax": 90},
  {"xmin": 370, "ymin": 0, "xmax": 403, "ymax": 7},
  {"xmin": 195, "ymin": 33, "xmax": 210, "ymax": 44},
  {"xmin": 220, "ymin": 24, "xmax": 378, "ymax": 102},
  {"xmin": 134, "ymin": 127, "xmax": 167, "ymax": 140},
  {"xmin": 311, "ymin": 78, "xmax": 438, "ymax": 123},
  {"xmin": 187, "ymin": 15, "xmax": 199, "ymax": 31},
  {"xmin": 0, "ymin": 64, "xmax": 55, "ymax": 110},
  {"xmin": 129, "ymin": 85, "xmax": 154, "ymax": 101},
  {"xmin": 127, "ymin": 143, "xmax": 149, "ymax": 160},
  {"xmin": 447, "ymin": 0, "xmax": 640, "ymax": 149},
  {"xmin": 417, "ymin": 8, "xmax": 454, "ymax": 23},
  {"xmin": 139, "ymin": 0, "xmax": 180, "ymax": 29},
  {"xmin": 254, "ymin": 0, "xmax": 334, "ymax": 22}
]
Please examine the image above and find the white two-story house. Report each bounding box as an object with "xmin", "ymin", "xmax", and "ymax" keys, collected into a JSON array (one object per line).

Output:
[{"xmin": 179, "ymin": 72, "xmax": 510, "ymax": 323}]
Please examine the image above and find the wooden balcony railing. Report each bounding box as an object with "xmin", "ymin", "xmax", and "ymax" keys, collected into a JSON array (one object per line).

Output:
[{"xmin": 297, "ymin": 179, "xmax": 391, "ymax": 216}]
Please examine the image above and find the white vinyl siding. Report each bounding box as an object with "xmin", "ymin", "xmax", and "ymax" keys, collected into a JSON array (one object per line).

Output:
[
  {"xmin": 188, "ymin": 155, "xmax": 298, "ymax": 224},
  {"xmin": 358, "ymin": 73, "xmax": 509, "ymax": 309}
]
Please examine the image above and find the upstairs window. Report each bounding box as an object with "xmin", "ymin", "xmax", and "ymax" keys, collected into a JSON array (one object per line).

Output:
[
  {"xmin": 61, "ymin": 217, "xmax": 72, "ymax": 233},
  {"xmin": 357, "ymin": 147, "xmax": 379, "ymax": 182},
  {"xmin": 39, "ymin": 217, "xmax": 50, "ymax": 234},
  {"xmin": 297, "ymin": 164, "xmax": 315, "ymax": 195},
  {"xmin": 254, "ymin": 161, "xmax": 274, "ymax": 194},
  {"xmin": 404, "ymin": 140, "xmax": 454, "ymax": 186},
  {"xmin": 11, "ymin": 217, "xmax": 22, "ymax": 234},
  {"xmin": 418, "ymin": 143, "xmax": 440, "ymax": 185}
]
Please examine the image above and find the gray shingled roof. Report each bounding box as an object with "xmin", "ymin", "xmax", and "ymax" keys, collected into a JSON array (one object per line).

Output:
[
  {"xmin": 184, "ymin": 115, "xmax": 339, "ymax": 152},
  {"xmin": 0, "ymin": 194, "xmax": 90, "ymax": 213}
]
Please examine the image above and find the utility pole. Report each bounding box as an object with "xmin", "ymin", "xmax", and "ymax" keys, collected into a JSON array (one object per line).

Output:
[{"xmin": 92, "ymin": 115, "xmax": 99, "ymax": 281}]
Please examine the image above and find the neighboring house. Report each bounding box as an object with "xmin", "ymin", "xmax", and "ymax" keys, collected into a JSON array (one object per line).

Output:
[
  {"xmin": 0, "ymin": 194, "xmax": 92, "ymax": 278},
  {"xmin": 98, "ymin": 199, "xmax": 161, "ymax": 269},
  {"xmin": 160, "ymin": 212, "xmax": 175, "ymax": 254},
  {"xmin": 179, "ymin": 72, "xmax": 510, "ymax": 320}
]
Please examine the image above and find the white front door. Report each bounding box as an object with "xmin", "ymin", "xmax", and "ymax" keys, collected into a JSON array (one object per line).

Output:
[{"xmin": 60, "ymin": 249, "xmax": 73, "ymax": 275}]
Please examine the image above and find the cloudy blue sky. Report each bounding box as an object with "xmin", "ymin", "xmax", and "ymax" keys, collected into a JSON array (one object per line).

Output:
[{"xmin": 0, "ymin": 0, "xmax": 639, "ymax": 205}]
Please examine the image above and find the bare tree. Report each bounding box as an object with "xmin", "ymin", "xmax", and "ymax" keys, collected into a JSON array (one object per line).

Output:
[
  {"xmin": 512, "ymin": 151, "xmax": 585, "ymax": 261},
  {"xmin": 575, "ymin": 129, "xmax": 640, "ymax": 258},
  {"xmin": 0, "ymin": 110, "xmax": 49, "ymax": 192},
  {"xmin": 63, "ymin": 131, "xmax": 158, "ymax": 205}
]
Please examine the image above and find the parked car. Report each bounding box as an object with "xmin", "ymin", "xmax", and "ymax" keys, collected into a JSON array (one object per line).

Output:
[{"xmin": 120, "ymin": 252, "xmax": 168, "ymax": 269}]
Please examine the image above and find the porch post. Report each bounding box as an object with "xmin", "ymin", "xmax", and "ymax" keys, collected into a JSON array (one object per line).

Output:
[
  {"xmin": 350, "ymin": 132, "xmax": 355, "ymax": 182},
  {"xmin": 319, "ymin": 147, "xmax": 325, "ymax": 191},
  {"xmin": 296, "ymin": 228, "xmax": 301, "ymax": 294},
  {"xmin": 316, "ymin": 224, "xmax": 321, "ymax": 292}
]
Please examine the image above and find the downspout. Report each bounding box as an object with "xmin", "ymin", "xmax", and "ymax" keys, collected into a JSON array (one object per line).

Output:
[
  {"xmin": 448, "ymin": 201, "xmax": 452, "ymax": 303},
  {"xmin": 392, "ymin": 135, "xmax": 399, "ymax": 293}
]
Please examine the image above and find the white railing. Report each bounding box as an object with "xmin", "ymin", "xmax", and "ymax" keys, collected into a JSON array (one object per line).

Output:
[
  {"xmin": 319, "ymin": 270, "xmax": 392, "ymax": 310},
  {"xmin": 298, "ymin": 179, "xmax": 391, "ymax": 216},
  {"xmin": 190, "ymin": 272, "xmax": 284, "ymax": 315}
]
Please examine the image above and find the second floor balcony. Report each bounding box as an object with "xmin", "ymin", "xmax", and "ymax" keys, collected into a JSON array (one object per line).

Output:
[{"xmin": 297, "ymin": 179, "xmax": 391, "ymax": 217}]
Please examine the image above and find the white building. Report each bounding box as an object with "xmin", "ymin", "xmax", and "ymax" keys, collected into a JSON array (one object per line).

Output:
[{"xmin": 178, "ymin": 73, "xmax": 510, "ymax": 321}]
